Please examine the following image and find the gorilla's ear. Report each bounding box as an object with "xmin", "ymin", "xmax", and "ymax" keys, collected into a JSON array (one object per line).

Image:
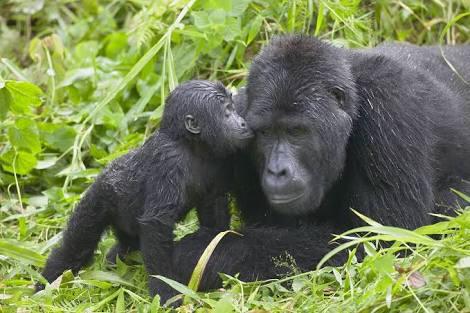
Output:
[
  {"xmin": 185, "ymin": 115, "xmax": 201, "ymax": 134},
  {"xmin": 332, "ymin": 87, "xmax": 345, "ymax": 108}
]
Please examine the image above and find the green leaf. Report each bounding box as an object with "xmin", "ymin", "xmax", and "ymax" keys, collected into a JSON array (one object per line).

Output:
[
  {"xmin": 116, "ymin": 289, "xmax": 125, "ymax": 313},
  {"xmin": 246, "ymin": 15, "xmax": 262, "ymax": 44},
  {"xmin": 188, "ymin": 230, "xmax": 241, "ymax": 291},
  {"xmin": 350, "ymin": 208, "xmax": 383, "ymax": 227},
  {"xmin": 35, "ymin": 156, "xmax": 59, "ymax": 170},
  {"xmin": 57, "ymin": 68, "xmax": 94, "ymax": 88},
  {"xmin": 213, "ymin": 297, "xmax": 235, "ymax": 312},
  {"xmin": 1, "ymin": 150, "xmax": 37, "ymax": 175},
  {"xmin": 81, "ymin": 270, "xmax": 135, "ymax": 287},
  {"xmin": 153, "ymin": 275, "xmax": 201, "ymax": 301},
  {"xmin": 0, "ymin": 87, "xmax": 12, "ymax": 119},
  {"xmin": 230, "ymin": 0, "xmax": 251, "ymax": 16},
  {"xmin": 192, "ymin": 11, "xmax": 211, "ymax": 29},
  {"xmin": 334, "ymin": 225, "xmax": 437, "ymax": 246},
  {"xmin": 456, "ymin": 256, "xmax": 470, "ymax": 269},
  {"xmin": 8, "ymin": 118, "xmax": 41, "ymax": 154},
  {"xmin": 451, "ymin": 188, "xmax": 470, "ymax": 203},
  {"xmin": 6, "ymin": 81, "xmax": 43, "ymax": 113},
  {"xmin": 39, "ymin": 122, "xmax": 76, "ymax": 152},
  {"xmin": 209, "ymin": 9, "xmax": 226, "ymax": 25},
  {"xmin": 203, "ymin": 0, "xmax": 232, "ymax": 11},
  {"xmin": 105, "ymin": 32, "xmax": 128, "ymax": 58},
  {"xmin": 223, "ymin": 17, "xmax": 241, "ymax": 41},
  {"xmin": 373, "ymin": 253, "xmax": 395, "ymax": 274},
  {"xmin": 0, "ymin": 239, "xmax": 45, "ymax": 267}
]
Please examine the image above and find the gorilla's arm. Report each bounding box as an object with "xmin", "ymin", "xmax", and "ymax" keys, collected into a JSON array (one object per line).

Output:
[
  {"xmin": 173, "ymin": 224, "xmax": 347, "ymax": 290},
  {"xmin": 345, "ymin": 53, "xmax": 438, "ymax": 229}
]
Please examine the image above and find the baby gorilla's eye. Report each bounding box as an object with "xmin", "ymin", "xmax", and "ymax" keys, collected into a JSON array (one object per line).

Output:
[
  {"xmin": 216, "ymin": 94, "xmax": 226, "ymax": 102},
  {"xmin": 224, "ymin": 103, "xmax": 233, "ymax": 117}
]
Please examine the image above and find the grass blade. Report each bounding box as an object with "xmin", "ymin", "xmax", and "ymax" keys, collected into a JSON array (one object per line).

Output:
[
  {"xmin": 188, "ymin": 230, "xmax": 242, "ymax": 292},
  {"xmin": 0, "ymin": 239, "xmax": 45, "ymax": 267}
]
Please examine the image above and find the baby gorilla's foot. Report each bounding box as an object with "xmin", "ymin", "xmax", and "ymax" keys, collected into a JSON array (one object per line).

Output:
[{"xmin": 106, "ymin": 243, "xmax": 134, "ymax": 265}]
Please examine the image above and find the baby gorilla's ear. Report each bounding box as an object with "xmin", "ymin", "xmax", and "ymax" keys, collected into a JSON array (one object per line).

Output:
[{"xmin": 184, "ymin": 115, "xmax": 201, "ymax": 134}]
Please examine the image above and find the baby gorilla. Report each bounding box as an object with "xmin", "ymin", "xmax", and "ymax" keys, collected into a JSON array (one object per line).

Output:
[{"xmin": 37, "ymin": 80, "xmax": 253, "ymax": 303}]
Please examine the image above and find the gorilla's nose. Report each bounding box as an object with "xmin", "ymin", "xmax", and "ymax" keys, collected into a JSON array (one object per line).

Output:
[
  {"xmin": 267, "ymin": 166, "xmax": 289, "ymax": 180},
  {"xmin": 264, "ymin": 164, "xmax": 292, "ymax": 189}
]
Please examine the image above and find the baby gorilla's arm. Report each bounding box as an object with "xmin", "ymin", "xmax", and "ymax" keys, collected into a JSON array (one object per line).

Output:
[
  {"xmin": 139, "ymin": 205, "xmax": 184, "ymax": 303},
  {"xmin": 137, "ymin": 157, "xmax": 188, "ymax": 303}
]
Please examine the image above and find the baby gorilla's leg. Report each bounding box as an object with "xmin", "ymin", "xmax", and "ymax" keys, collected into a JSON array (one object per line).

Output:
[
  {"xmin": 37, "ymin": 186, "xmax": 109, "ymax": 291},
  {"xmin": 106, "ymin": 229, "xmax": 140, "ymax": 264}
]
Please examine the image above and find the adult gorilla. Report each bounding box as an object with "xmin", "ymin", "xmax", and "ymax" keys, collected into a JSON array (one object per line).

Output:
[{"xmin": 172, "ymin": 35, "xmax": 470, "ymax": 290}]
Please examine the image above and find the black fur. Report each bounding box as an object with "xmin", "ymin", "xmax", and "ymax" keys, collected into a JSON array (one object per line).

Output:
[
  {"xmin": 173, "ymin": 35, "xmax": 470, "ymax": 289},
  {"xmin": 37, "ymin": 80, "xmax": 252, "ymax": 303}
]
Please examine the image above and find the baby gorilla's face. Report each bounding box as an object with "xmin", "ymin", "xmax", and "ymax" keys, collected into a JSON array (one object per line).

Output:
[
  {"xmin": 165, "ymin": 80, "xmax": 253, "ymax": 155},
  {"xmin": 219, "ymin": 92, "xmax": 254, "ymax": 151}
]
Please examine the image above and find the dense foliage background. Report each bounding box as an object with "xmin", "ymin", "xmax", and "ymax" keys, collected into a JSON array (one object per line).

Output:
[{"xmin": 1, "ymin": 0, "xmax": 469, "ymax": 312}]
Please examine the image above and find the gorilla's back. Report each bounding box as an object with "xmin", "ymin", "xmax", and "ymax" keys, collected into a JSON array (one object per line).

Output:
[{"xmin": 372, "ymin": 42, "xmax": 470, "ymax": 101}]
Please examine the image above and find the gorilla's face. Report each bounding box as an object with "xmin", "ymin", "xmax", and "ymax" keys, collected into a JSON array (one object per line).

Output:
[{"xmin": 246, "ymin": 36, "xmax": 358, "ymax": 215}]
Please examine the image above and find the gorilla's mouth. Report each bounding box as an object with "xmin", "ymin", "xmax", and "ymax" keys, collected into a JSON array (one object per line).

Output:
[{"xmin": 268, "ymin": 192, "xmax": 305, "ymax": 205}]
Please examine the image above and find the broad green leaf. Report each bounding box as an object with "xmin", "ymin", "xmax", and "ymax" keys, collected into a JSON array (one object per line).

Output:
[
  {"xmin": 1, "ymin": 150, "xmax": 37, "ymax": 175},
  {"xmin": 202, "ymin": 0, "xmax": 232, "ymax": 11},
  {"xmin": 39, "ymin": 122, "xmax": 76, "ymax": 152},
  {"xmin": 209, "ymin": 9, "xmax": 226, "ymax": 25},
  {"xmin": 230, "ymin": 0, "xmax": 251, "ymax": 16},
  {"xmin": 73, "ymin": 41, "xmax": 100, "ymax": 65},
  {"xmin": 192, "ymin": 11, "xmax": 211, "ymax": 29},
  {"xmin": 8, "ymin": 118, "xmax": 41, "ymax": 154},
  {"xmin": 105, "ymin": 32, "xmax": 128, "ymax": 58},
  {"xmin": 35, "ymin": 156, "xmax": 59, "ymax": 170},
  {"xmin": 223, "ymin": 17, "xmax": 241, "ymax": 41},
  {"xmin": 0, "ymin": 87, "xmax": 12, "ymax": 119},
  {"xmin": 213, "ymin": 297, "xmax": 235, "ymax": 312},
  {"xmin": 373, "ymin": 253, "xmax": 395, "ymax": 274},
  {"xmin": 57, "ymin": 68, "xmax": 94, "ymax": 88},
  {"xmin": 6, "ymin": 81, "xmax": 43, "ymax": 113}
]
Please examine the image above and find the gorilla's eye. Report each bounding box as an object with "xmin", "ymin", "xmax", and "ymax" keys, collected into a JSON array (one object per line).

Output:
[
  {"xmin": 258, "ymin": 129, "xmax": 270, "ymax": 137},
  {"xmin": 332, "ymin": 88, "xmax": 345, "ymax": 107},
  {"xmin": 287, "ymin": 126, "xmax": 308, "ymax": 137}
]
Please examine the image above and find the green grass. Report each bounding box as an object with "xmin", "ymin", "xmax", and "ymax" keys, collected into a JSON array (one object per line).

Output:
[{"xmin": 1, "ymin": 0, "xmax": 470, "ymax": 312}]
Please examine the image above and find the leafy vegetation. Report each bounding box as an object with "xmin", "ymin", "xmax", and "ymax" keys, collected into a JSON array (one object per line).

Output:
[{"xmin": 1, "ymin": 0, "xmax": 469, "ymax": 312}]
